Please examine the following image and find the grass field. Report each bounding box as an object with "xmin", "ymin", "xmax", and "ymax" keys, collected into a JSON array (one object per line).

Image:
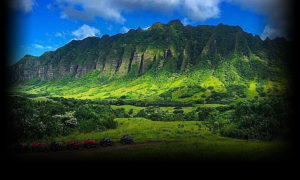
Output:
[
  {"xmin": 110, "ymin": 104, "xmax": 227, "ymax": 116},
  {"xmin": 45, "ymin": 118, "xmax": 211, "ymax": 143},
  {"xmin": 15, "ymin": 118, "xmax": 290, "ymax": 163}
]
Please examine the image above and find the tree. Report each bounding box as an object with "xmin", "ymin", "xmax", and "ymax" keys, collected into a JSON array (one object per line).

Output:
[
  {"xmin": 53, "ymin": 111, "xmax": 78, "ymax": 128},
  {"xmin": 197, "ymin": 107, "xmax": 211, "ymax": 121},
  {"xmin": 128, "ymin": 108, "xmax": 134, "ymax": 115}
]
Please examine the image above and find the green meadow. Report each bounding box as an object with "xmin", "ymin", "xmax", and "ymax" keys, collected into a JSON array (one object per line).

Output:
[{"xmin": 16, "ymin": 118, "xmax": 290, "ymax": 162}]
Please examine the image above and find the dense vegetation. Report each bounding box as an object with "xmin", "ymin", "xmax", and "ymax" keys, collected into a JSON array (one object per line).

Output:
[
  {"xmin": 133, "ymin": 96, "xmax": 291, "ymax": 140},
  {"xmin": 10, "ymin": 20, "xmax": 291, "ymax": 103},
  {"xmin": 6, "ymin": 96, "xmax": 130, "ymax": 142},
  {"xmin": 7, "ymin": 20, "xmax": 293, "ymax": 149},
  {"xmin": 213, "ymin": 96, "xmax": 291, "ymax": 140},
  {"xmin": 7, "ymin": 93, "xmax": 291, "ymax": 143}
]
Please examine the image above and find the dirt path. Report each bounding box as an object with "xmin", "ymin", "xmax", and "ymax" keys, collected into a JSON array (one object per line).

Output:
[
  {"xmin": 12, "ymin": 140, "xmax": 175, "ymax": 162},
  {"xmin": 65, "ymin": 140, "xmax": 167, "ymax": 153}
]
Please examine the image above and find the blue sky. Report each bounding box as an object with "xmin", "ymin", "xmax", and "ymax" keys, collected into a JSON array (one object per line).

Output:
[{"xmin": 9, "ymin": 0, "xmax": 290, "ymax": 65}]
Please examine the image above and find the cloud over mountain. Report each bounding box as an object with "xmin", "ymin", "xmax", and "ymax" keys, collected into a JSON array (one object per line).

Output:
[
  {"xmin": 72, "ymin": 24, "xmax": 100, "ymax": 40},
  {"xmin": 227, "ymin": 0, "xmax": 294, "ymax": 39},
  {"xmin": 55, "ymin": 0, "xmax": 293, "ymax": 39}
]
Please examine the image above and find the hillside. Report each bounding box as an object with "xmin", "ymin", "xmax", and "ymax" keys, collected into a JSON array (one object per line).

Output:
[
  {"xmin": 8, "ymin": 20, "xmax": 292, "ymax": 103},
  {"xmin": 7, "ymin": 20, "xmax": 293, "ymax": 143}
]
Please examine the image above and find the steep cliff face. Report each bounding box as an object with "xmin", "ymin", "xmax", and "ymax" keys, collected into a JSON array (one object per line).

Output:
[{"xmin": 9, "ymin": 20, "xmax": 292, "ymax": 83}]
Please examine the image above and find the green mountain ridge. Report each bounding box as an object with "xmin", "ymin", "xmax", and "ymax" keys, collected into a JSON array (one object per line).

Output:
[
  {"xmin": 9, "ymin": 20, "xmax": 292, "ymax": 102},
  {"xmin": 7, "ymin": 20, "xmax": 294, "ymax": 147}
]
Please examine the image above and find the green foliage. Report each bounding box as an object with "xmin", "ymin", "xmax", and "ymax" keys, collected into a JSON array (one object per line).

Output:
[
  {"xmin": 227, "ymin": 97, "xmax": 289, "ymax": 140},
  {"xmin": 135, "ymin": 106, "xmax": 198, "ymax": 122},
  {"xmin": 12, "ymin": 21, "xmax": 290, "ymax": 103},
  {"xmin": 173, "ymin": 109, "xmax": 184, "ymax": 114},
  {"xmin": 128, "ymin": 108, "xmax": 134, "ymax": 115},
  {"xmin": 8, "ymin": 92, "xmax": 291, "ymax": 143},
  {"xmin": 234, "ymin": 59, "xmax": 256, "ymax": 79},
  {"xmin": 159, "ymin": 91, "xmax": 172, "ymax": 100},
  {"xmin": 197, "ymin": 107, "xmax": 213, "ymax": 121},
  {"xmin": 53, "ymin": 111, "xmax": 77, "ymax": 128},
  {"xmin": 8, "ymin": 21, "xmax": 292, "ymax": 144},
  {"xmin": 213, "ymin": 96, "xmax": 291, "ymax": 140},
  {"xmin": 31, "ymin": 118, "xmax": 289, "ymax": 162},
  {"xmin": 7, "ymin": 96, "xmax": 120, "ymax": 142}
]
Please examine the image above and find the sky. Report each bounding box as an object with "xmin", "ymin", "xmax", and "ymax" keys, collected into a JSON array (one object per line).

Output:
[{"xmin": 8, "ymin": 0, "xmax": 293, "ymax": 65}]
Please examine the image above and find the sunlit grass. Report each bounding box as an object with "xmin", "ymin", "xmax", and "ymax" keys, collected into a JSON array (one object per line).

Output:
[
  {"xmin": 45, "ymin": 118, "xmax": 210, "ymax": 143},
  {"xmin": 31, "ymin": 118, "xmax": 289, "ymax": 162},
  {"xmin": 246, "ymin": 81, "xmax": 258, "ymax": 98}
]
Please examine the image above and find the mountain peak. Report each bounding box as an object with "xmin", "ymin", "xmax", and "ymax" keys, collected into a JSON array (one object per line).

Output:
[
  {"xmin": 151, "ymin": 22, "xmax": 163, "ymax": 29},
  {"xmin": 217, "ymin": 23, "xmax": 224, "ymax": 26},
  {"xmin": 167, "ymin": 19, "xmax": 183, "ymax": 26},
  {"xmin": 128, "ymin": 29, "xmax": 135, "ymax": 33},
  {"xmin": 24, "ymin": 54, "xmax": 36, "ymax": 58},
  {"xmin": 101, "ymin": 34, "xmax": 110, "ymax": 39}
]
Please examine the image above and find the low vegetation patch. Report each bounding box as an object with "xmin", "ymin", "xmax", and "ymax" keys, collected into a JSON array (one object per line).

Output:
[{"xmin": 7, "ymin": 94, "xmax": 291, "ymax": 144}]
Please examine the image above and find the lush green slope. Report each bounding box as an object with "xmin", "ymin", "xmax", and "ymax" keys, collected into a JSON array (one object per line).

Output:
[
  {"xmin": 9, "ymin": 20, "xmax": 291, "ymax": 103},
  {"xmin": 12, "ymin": 55, "xmax": 288, "ymax": 104}
]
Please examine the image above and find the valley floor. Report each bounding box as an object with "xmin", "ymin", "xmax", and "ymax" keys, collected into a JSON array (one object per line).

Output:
[{"xmin": 12, "ymin": 118, "xmax": 292, "ymax": 164}]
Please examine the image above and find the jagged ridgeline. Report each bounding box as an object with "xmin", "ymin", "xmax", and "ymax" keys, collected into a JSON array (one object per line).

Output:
[{"xmin": 8, "ymin": 20, "xmax": 292, "ymax": 101}]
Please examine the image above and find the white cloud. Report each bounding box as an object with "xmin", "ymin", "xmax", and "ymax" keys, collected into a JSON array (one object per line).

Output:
[
  {"xmin": 55, "ymin": 0, "xmax": 292, "ymax": 39},
  {"xmin": 226, "ymin": 0, "xmax": 292, "ymax": 39},
  {"xmin": 10, "ymin": 0, "xmax": 35, "ymax": 13},
  {"xmin": 72, "ymin": 24, "xmax": 100, "ymax": 40},
  {"xmin": 260, "ymin": 25, "xmax": 284, "ymax": 40},
  {"xmin": 60, "ymin": 12, "xmax": 68, "ymax": 19},
  {"xmin": 56, "ymin": 0, "xmax": 126, "ymax": 23},
  {"xmin": 55, "ymin": 0, "xmax": 217, "ymax": 23},
  {"xmin": 33, "ymin": 44, "xmax": 53, "ymax": 50},
  {"xmin": 33, "ymin": 44, "xmax": 43, "ymax": 49},
  {"xmin": 182, "ymin": 18, "xmax": 191, "ymax": 26},
  {"xmin": 54, "ymin": 31, "xmax": 68, "ymax": 38},
  {"xmin": 183, "ymin": 0, "xmax": 221, "ymax": 21},
  {"xmin": 46, "ymin": 3, "xmax": 54, "ymax": 10},
  {"xmin": 55, "ymin": 32, "xmax": 63, "ymax": 37},
  {"xmin": 142, "ymin": 26, "xmax": 151, "ymax": 30},
  {"xmin": 121, "ymin": 26, "xmax": 130, "ymax": 33}
]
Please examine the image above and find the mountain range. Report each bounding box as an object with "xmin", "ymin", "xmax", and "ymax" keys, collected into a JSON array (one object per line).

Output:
[{"xmin": 8, "ymin": 20, "xmax": 292, "ymax": 102}]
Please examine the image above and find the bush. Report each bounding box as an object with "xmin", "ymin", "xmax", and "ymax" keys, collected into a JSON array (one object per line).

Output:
[
  {"xmin": 219, "ymin": 96, "xmax": 290, "ymax": 140},
  {"xmin": 197, "ymin": 107, "xmax": 213, "ymax": 121},
  {"xmin": 7, "ymin": 96, "xmax": 119, "ymax": 142},
  {"xmin": 128, "ymin": 108, "xmax": 134, "ymax": 115},
  {"xmin": 53, "ymin": 111, "xmax": 77, "ymax": 128},
  {"xmin": 173, "ymin": 109, "xmax": 184, "ymax": 114}
]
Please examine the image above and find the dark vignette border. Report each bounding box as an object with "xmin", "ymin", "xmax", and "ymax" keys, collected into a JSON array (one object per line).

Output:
[{"xmin": 1, "ymin": 0, "xmax": 299, "ymax": 172}]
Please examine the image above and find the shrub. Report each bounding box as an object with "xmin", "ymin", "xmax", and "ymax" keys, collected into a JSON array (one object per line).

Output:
[
  {"xmin": 173, "ymin": 109, "xmax": 184, "ymax": 114},
  {"xmin": 7, "ymin": 96, "xmax": 118, "ymax": 142},
  {"xmin": 197, "ymin": 107, "xmax": 213, "ymax": 121},
  {"xmin": 219, "ymin": 96, "xmax": 291, "ymax": 140},
  {"xmin": 128, "ymin": 108, "xmax": 134, "ymax": 115}
]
